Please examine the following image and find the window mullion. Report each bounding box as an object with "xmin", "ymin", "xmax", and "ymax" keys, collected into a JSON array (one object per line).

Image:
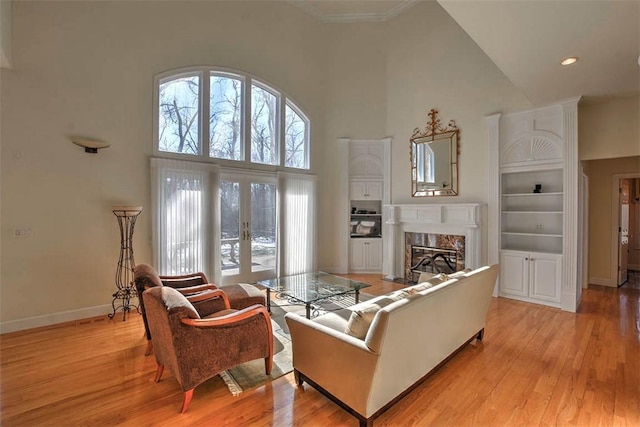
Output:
[
  {"xmin": 279, "ymin": 96, "xmax": 285, "ymax": 167},
  {"xmin": 201, "ymin": 70, "xmax": 210, "ymax": 159},
  {"xmin": 244, "ymin": 77, "xmax": 252, "ymax": 164}
]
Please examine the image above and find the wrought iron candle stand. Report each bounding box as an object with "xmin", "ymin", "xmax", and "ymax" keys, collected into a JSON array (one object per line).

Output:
[{"xmin": 109, "ymin": 206, "xmax": 143, "ymax": 321}]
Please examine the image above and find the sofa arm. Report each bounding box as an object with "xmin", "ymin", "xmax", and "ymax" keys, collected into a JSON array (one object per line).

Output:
[{"xmin": 285, "ymin": 312, "xmax": 379, "ymax": 415}]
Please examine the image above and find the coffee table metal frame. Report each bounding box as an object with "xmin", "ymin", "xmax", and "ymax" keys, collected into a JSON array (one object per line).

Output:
[{"xmin": 258, "ymin": 272, "xmax": 371, "ymax": 319}]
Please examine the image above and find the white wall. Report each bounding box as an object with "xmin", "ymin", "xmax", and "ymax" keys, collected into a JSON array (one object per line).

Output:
[
  {"xmin": 0, "ymin": 0, "xmax": 539, "ymax": 329},
  {"xmin": 318, "ymin": 22, "xmax": 388, "ymax": 271},
  {"xmin": 1, "ymin": 1, "xmax": 327, "ymax": 328},
  {"xmin": 384, "ymin": 1, "xmax": 531, "ymax": 208}
]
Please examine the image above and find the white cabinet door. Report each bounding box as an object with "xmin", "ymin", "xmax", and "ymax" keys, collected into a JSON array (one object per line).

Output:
[
  {"xmin": 366, "ymin": 181, "xmax": 383, "ymax": 200},
  {"xmin": 350, "ymin": 180, "xmax": 383, "ymax": 200},
  {"xmin": 500, "ymin": 251, "xmax": 528, "ymax": 298},
  {"xmin": 529, "ymin": 253, "xmax": 562, "ymax": 302},
  {"xmin": 500, "ymin": 250, "xmax": 561, "ymax": 305},
  {"xmin": 350, "ymin": 240, "xmax": 367, "ymax": 271},
  {"xmin": 366, "ymin": 239, "xmax": 383, "ymax": 271},
  {"xmin": 350, "ymin": 181, "xmax": 368, "ymax": 200},
  {"xmin": 350, "ymin": 239, "xmax": 382, "ymax": 272}
]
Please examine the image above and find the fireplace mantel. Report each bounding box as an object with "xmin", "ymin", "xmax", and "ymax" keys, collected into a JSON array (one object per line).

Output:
[{"xmin": 383, "ymin": 204, "xmax": 483, "ymax": 280}]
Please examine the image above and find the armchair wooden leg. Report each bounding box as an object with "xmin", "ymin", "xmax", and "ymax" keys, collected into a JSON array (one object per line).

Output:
[
  {"xmin": 265, "ymin": 356, "xmax": 273, "ymax": 375},
  {"xmin": 181, "ymin": 389, "xmax": 194, "ymax": 413},
  {"xmin": 154, "ymin": 364, "xmax": 164, "ymax": 383},
  {"xmin": 145, "ymin": 340, "xmax": 154, "ymax": 356}
]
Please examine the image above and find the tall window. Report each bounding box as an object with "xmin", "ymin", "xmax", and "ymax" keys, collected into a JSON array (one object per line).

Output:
[
  {"xmin": 155, "ymin": 67, "xmax": 310, "ymax": 170},
  {"xmin": 152, "ymin": 68, "xmax": 314, "ymax": 281}
]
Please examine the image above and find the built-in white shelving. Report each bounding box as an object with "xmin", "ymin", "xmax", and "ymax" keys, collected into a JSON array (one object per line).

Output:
[
  {"xmin": 487, "ymin": 98, "xmax": 580, "ymax": 312},
  {"xmin": 343, "ymin": 138, "xmax": 391, "ymax": 273},
  {"xmin": 500, "ymin": 168, "xmax": 563, "ymax": 254}
]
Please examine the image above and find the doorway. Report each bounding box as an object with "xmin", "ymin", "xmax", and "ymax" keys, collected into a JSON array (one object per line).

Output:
[
  {"xmin": 611, "ymin": 175, "xmax": 640, "ymax": 288},
  {"xmin": 618, "ymin": 179, "xmax": 630, "ymax": 286},
  {"xmin": 219, "ymin": 173, "xmax": 277, "ymax": 284}
]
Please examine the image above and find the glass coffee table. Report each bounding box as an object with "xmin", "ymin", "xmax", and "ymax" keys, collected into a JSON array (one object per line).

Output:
[{"xmin": 258, "ymin": 272, "xmax": 371, "ymax": 319}]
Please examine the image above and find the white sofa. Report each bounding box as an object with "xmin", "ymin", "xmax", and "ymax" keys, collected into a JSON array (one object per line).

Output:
[{"xmin": 285, "ymin": 264, "xmax": 499, "ymax": 427}]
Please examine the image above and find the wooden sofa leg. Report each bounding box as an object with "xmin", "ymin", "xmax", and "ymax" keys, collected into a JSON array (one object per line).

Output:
[
  {"xmin": 145, "ymin": 340, "xmax": 154, "ymax": 356},
  {"xmin": 476, "ymin": 328, "xmax": 485, "ymax": 341},
  {"xmin": 181, "ymin": 389, "xmax": 194, "ymax": 413},
  {"xmin": 154, "ymin": 364, "xmax": 164, "ymax": 382}
]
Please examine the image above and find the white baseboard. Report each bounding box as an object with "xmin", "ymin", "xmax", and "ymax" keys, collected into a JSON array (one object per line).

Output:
[
  {"xmin": 319, "ymin": 265, "xmax": 347, "ymax": 274},
  {"xmin": 589, "ymin": 276, "xmax": 616, "ymax": 287},
  {"xmin": 1, "ymin": 304, "xmax": 114, "ymax": 334}
]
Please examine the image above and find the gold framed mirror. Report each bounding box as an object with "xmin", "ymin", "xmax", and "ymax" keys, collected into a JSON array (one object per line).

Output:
[{"xmin": 410, "ymin": 109, "xmax": 459, "ymax": 197}]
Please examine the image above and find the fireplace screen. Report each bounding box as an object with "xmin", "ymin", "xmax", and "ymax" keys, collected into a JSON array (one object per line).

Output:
[{"xmin": 405, "ymin": 232, "xmax": 465, "ymax": 283}]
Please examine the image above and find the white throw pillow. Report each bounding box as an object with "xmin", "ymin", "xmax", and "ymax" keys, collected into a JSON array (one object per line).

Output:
[{"xmin": 344, "ymin": 290, "xmax": 409, "ymax": 339}]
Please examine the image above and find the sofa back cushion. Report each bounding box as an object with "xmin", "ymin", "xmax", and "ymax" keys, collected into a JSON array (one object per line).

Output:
[{"xmin": 344, "ymin": 290, "xmax": 410, "ymax": 339}]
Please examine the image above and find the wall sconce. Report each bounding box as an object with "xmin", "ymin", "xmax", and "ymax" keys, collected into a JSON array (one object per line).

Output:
[{"xmin": 70, "ymin": 137, "xmax": 111, "ymax": 153}]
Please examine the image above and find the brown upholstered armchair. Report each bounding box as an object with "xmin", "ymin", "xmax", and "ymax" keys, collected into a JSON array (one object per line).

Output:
[
  {"xmin": 142, "ymin": 286, "xmax": 273, "ymax": 413},
  {"xmin": 133, "ymin": 264, "xmax": 266, "ymax": 355}
]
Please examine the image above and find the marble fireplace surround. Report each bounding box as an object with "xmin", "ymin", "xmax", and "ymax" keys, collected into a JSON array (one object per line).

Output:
[{"xmin": 383, "ymin": 204, "xmax": 483, "ymax": 280}]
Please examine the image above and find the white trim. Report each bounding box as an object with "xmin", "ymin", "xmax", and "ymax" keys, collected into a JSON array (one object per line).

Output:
[
  {"xmin": 290, "ymin": 0, "xmax": 417, "ymax": 23},
  {"xmin": 485, "ymin": 113, "xmax": 501, "ymax": 296},
  {"xmin": 589, "ymin": 276, "xmax": 616, "ymax": 287},
  {"xmin": 0, "ymin": 304, "xmax": 113, "ymax": 334},
  {"xmin": 338, "ymin": 138, "xmax": 350, "ymax": 274},
  {"xmin": 560, "ymin": 98, "xmax": 580, "ymax": 312}
]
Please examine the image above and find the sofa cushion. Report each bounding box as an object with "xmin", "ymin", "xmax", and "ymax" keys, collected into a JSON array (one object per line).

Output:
[{"xmin": 344, "ymin": 290, "xmax": 409, "ymax": 339}]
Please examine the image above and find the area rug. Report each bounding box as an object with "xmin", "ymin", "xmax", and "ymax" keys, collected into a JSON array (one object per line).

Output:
[
  {"xmin": 220, "ymin": 303, "xmax": 293, "ymax": 396},
  {"xmin": 220, "ymin": 292, "xmax": 371, "ymax": 395}
]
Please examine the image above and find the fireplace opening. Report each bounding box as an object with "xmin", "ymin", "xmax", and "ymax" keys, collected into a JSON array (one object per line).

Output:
[{"xmin": 405, "ymin": 233, "xmax": 465, "ymax": 283}]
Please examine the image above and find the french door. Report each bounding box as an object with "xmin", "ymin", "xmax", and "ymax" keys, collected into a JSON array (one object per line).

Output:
[{"xmin": 219, "ymin": 173, "xmax": 277, "ymax": 284}]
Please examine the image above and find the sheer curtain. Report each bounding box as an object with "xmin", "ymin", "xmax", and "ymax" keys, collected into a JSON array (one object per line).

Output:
[
  {"xmin": 278, "ymin": 172, "xmax": 317, "ymax": 276},
  {"xmin": 151, "ymin": 158, "xmax": 219, "ymax": 277}
]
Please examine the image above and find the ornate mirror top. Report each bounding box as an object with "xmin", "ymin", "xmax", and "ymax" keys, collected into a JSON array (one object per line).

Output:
[{"xmin": 411, "ymin": 109, "xmax": 458, "ymax": 139}]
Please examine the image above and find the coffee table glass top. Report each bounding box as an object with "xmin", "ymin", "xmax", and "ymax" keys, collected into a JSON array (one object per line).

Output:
[{"xmin": 258, "ymin": 271, "xmax": 371, "ymax": 304}]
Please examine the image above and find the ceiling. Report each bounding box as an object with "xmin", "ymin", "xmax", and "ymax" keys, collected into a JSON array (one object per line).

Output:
[{"xmin": 293, "ymin": 0, "xmax": 640, "ymax": 107}]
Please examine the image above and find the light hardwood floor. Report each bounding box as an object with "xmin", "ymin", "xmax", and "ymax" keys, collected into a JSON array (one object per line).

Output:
[{"xmin": 1, "ymin": 276, "xmax": 639, "ymax": 426}]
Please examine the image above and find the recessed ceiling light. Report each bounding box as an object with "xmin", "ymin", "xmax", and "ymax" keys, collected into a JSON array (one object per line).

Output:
[{"xmin": 561, "ymin": 57, "xmax": 579, "ymax": 66}]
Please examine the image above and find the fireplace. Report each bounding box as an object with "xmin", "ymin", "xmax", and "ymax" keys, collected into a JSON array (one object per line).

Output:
[
  {"xmin": 382, "ymin": 203, "xmax": 482, "ymax": 280},
  {"xmin": 405, "ymin": 233, "xmax": 465, "ymax": 282}
]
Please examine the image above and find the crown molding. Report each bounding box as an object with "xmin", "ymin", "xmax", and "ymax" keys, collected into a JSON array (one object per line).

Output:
[{"xmin": 290, "ymin": 0, "xmax": 417, "ymax": 23}]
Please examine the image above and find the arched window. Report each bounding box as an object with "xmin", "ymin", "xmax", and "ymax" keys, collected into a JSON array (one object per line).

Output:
[{"xmin": 154, "ymin": 67, "xmax": 310, "ymax": 170}]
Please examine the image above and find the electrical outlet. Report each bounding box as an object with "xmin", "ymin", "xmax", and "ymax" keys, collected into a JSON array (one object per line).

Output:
[{"xmin": 13, "ymin": 226, "xmax": 32, "ymax": 239}]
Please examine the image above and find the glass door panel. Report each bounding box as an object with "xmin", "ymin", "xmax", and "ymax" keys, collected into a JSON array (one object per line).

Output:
[
  {"xmin": 250, "ymin": 183, "xmax": 277, "ymax": 274},
  {"xmin": 220, "ymin": 175, "xmax": 277, "ymax": 284},
  {"xmin": 220, "ymin": 180, "xmax": 240, "ymax": 277}
]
